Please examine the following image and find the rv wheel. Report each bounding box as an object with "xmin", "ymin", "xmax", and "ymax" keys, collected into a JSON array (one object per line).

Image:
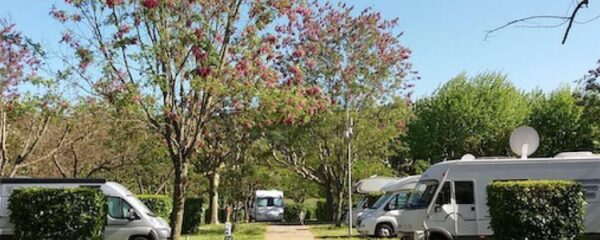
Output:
[
  {"xmin": 375, "ymin": 223, "xmax": 394, "ymax": 238},
  {"xmin": 130, "ymin": 236, "xmax": 150, "ymax": 240}
]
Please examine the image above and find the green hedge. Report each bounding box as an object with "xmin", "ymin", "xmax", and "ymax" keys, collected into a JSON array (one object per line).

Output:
[
  {"xmin": 315, "ymin": 200, "xmax": 329, "ymax": 222},
  {"xmin": 138, "ymin": 194, "xmax": 172, "ymax": 220},
  {"xmin": 284, "ymin": 202, "xmax": 318, "ymax": 223},
  {"xmin": 9, "ymin": 187, "xmax": 106, "ymax": 240},
  {"xmin": 487, "ymin": 180, "xmax": 585, "ymax": 240},
  {"xmin": 183, "ymin": 197, "xmax": 204, "ymax": 234}
]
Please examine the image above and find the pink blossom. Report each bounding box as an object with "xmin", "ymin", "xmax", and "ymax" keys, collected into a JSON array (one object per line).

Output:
[
  {"xmin": 197, "ymin": 66, "xmax": 211, "ymax": 78},
  {"xmin": 142, "ymin": 0, "xmax": 159, "ymax": 9},
  {"xmin": 106, "ymin": 0, "xmax": 124, "ymax": 7}
]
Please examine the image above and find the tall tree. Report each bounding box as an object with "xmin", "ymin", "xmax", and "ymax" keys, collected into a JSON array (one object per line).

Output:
[
  {"xmin": 407, "ymin": 72, "xmax": 528, "ymax": 162},
  {"xmin": 265, "ymin": 1, "xmax": 414, "ymax": 225},
  {"xmin": 527, "ymin": 87, "xmax": 593, "ymax": 156},
  {"xmin": 0, "ymin": 22, "xmax": 71, "ymax": 177},
  {"xmin": 54, "ymin": 1, "xmax": 319, "ymax": 237}
]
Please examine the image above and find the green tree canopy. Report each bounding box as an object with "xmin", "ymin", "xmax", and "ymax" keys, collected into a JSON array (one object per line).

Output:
[{"xmin": 407, "ymin": 72, "xmax": 528, "ymax": 162}]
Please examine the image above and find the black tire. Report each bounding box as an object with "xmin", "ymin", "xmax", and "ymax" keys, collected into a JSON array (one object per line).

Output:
[
  {"xmin": 428, "ymin": 233, "xmax": 450, "ymax": 240},
  {"xmin": 130, "ymin": 236, "xmax": 150, "ymax": 240},
  {"xmin": 374, "ymin": 223, "xmax": 395, "ymax": 238}
]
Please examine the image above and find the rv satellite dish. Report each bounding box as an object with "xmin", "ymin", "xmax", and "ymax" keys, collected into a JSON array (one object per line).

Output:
[
  {"xmin": 509, "ymin": 126, "xmax": 539, "ymax": 159},
  {"xmin": 461, "ymin": 154, "xmax": 476, "ymax": 161}
]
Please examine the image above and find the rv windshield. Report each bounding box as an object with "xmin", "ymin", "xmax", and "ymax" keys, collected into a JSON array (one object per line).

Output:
[
  {"xmin": 256, "ymin": 197, "xmax": 284, "ymax": 207},
  {"xmin": 369, "ymin": 193, "xmax": 393, "ymax": 209},
  {"xmin": 406, "ymin": 180, "xmax": 438, "ymax": 209}
]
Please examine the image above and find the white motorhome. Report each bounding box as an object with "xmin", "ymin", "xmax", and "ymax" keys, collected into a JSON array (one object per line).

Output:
[
  {"xmin": 0, "ymin": 178, "xmax": 171, "ymax": 240},
  {"xmin": 356, "ymin": 175, "xmax": 419, "ymax": 238},
  {"xmin": 250, "ymin": 190, "xmax": 284, "ymax": 222},
  {"xmin": 398, "ymin": 152, "xmax": 600, "ymax": 240},
  {"xmin": 347, "ymin": 176, "xmax": 397, "ymax": 227}
]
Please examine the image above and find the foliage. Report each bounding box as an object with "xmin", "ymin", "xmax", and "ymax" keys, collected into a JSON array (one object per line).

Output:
[
  {"xmin": 487, "ymin": 180, "xmax": 585, "ymax": 240},
  {"xmin": 138, "ymin": 194, "xmax": 173, "ymax": 220},
  {"xmin": 315, "ymin": 200, "xmax": 330, "ymax": 222},
  {"xmin": 54, "ymin": 1, "xmax": 327, "ymax": 237},
  {"xmin": 9, "ymin": 187, "xmax": 106, "ymax": 240},
  {"xmin": 407, "ymin": 72, "xmax": 528, "ymax": 162},
  {"xmin": 527, "ymin": 87, "xmax": 593, "ymax": 156},
  {"xmin": 183, "ymin": 198, "xmax": 205, "ymax": 234}
]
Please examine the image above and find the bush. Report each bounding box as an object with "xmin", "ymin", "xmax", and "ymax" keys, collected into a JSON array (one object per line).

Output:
[
  {"xmin": 9, "ymin": 187, "xmax": 106, "ymax": 240},
  {"xmin": 487, "ymin": 180, "xmax": 585, "ymax": 240},
  {"xmin": 183, "ymin": 197, "xmax": 204, "ymax": 234},
  {"xmin": 138, "ymin": 194, "xmax": 172, "ymax": 220},
  {"xmin": 315, "ymin": 200, "xmax": 329, "ymax": 222},
  {"xmin": 284, "ymin": 202, "xmax": 303, "ymax": 223}
]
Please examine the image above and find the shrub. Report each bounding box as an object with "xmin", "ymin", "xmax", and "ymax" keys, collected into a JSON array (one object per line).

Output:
[
  {"xmin": 183, "ymin": 197, "xmax": 204, "ymax": 234},
  {"xmin": 315, "ymin": 200, "xmax": 330, "ymax": 222},
  {"xmin": 9, "ymin": 187, "xmax": 106, "ymax": 240},
  {"xmin": 138, "ymin": 194, "xmax": 172, "ymax": 220},
  {"xmin": 284, "ymin": 202, "xmax": 303, "ymax": 223},
  {"xmin": 487, "ymin": 180, "xmax": 585, "ymax": 240}
]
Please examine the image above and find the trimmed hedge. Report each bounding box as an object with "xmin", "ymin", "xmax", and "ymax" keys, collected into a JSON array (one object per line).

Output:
[
  {"xmin": 183, "ymin": 197, "xmax": 204, "ymax": 234},
  {"xmin": 315, "ymin": 200, "xmax": 329, "ymax": 222},
  {"xmin": 284, "ymin": 202, "xmax": 318, "ymax": 223},
  {"xmin": 9, "ymin": 187, "xmax": 106, "ymax": 240},
  {"xmin": 138, "ymin": 194, "xmax": 172, "ymax": 220},
  {"xmin": 487, "ymin": 180, "xmax": 585, "ymax": 240}
]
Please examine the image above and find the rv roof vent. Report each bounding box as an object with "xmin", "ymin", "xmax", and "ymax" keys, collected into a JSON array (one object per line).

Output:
[
  {"xmin": 461, "ymin": 154, "xmax": 476, "ymax": 160},
  {"xmin": 554, "ymin": 151, "xmax": 595, "ymax": 159}
]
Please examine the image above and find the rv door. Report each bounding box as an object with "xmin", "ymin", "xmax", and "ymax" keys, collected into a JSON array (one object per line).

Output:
[{"xmin": 454, "ymin": 180, "xmax": 477, "ymax": 236}]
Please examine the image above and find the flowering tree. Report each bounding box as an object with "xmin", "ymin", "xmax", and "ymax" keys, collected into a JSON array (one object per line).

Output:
[
  {"xmin": 266, "ymin": 1, "xmax": 415, "ymax": 225},
  {"xmin": 0, "ymin": 22, "xmax": 71, "ymax": 177},
  {"xmin": 53, "ymin": 0, "xmax": 324, "ymax": 237}
]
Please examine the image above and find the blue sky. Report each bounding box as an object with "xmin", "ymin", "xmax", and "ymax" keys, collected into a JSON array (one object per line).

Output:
[{"xmin": 2, "ymin": 0, "xmax": 600, "ymax": 98}]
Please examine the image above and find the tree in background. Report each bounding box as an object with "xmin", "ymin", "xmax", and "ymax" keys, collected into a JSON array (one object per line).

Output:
[
  {"xmin": 0, "ymin": 22, "xmax": 71, "ymax": 177},
  {"xmin": 527, "ymin": 87, "xmax": 594, "ymax": 156},
  {"xmin": 265, "ymin": 1, "xmax": 414, "ymax": 225},
  {"xmin": 54, "ymin": 1, "xmax": 324, "ymax": 237},
  {"xmin": 407, "ymin": 72, "xmax": 528, "ymax": 162}
]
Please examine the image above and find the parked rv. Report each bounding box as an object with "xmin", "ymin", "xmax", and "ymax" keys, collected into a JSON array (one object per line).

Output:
[
  {"xmin": 346, "ymin": 176, "xmax": 397, "ymax": 227},
  {"xmin": 398, "ymin": 152, "xmax": 600, "ymax": 240},
  {"xmin": 356, "ymin": 175, "xmax": 419, "ymax": 238},
  {"xmin": 0, "ymin": 178, "xmax": 171, "ymax": 240},
  {"xmin": 250, "ymin": 190, "xmax": 284, "ymax": 222}
]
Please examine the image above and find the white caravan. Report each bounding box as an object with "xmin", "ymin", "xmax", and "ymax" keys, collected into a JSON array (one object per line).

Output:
[
  {"xmin": 0, "ymin": 178, "xmax": 171, "ymax": 240},
  {"xmin": 250, "ymin": 190, "xmax": 284, "ymax": 222},
  {"xmin": 356, "ymin": 175, "xmax": 419, "ymax": 238},
  {"xmin": 347, "ymin": 176, "xmax": 397, "ymax": 227},
  {"xmin": 398, "ymin": 152, "xmax": 600, "ymax": 240}
]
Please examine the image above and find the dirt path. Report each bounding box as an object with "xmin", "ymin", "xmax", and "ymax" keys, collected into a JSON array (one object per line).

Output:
[{"xmin": 264, "ymin": 225, "xmax": 315, "ymax": 240}]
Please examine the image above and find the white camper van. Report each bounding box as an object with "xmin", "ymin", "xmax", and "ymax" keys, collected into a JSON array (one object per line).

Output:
[
  {"xmin": 347, "ymin": 176, "xmax": 397, "ymax": 227},
  {"xmin": 398, "ymin": 152, "xmax": 600, "ymax": 240},
  {"xmin": 250, "ymin": 190, "xmax": 284, "ymax": 222},
  {"xmin": 356, "ymin": 176, "xmax": 419, "ymax": 238},
  {"xmin": 0, "ymin": 178, "xmax": 171, "ymax": 240}
]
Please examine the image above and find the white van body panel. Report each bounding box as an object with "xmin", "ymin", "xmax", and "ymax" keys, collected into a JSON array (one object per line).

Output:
[
  {"xmin": 251, "ymin": 190, "xmax": 284, "ymax": 222},
  {"xmin": 348, "ymin": 176, "xmax": 398, "ymax": 227},
  {"xmin": 398, "ymin": 154, "xmax": 600, "ymax": 239},
  {"xmin": 0, "ymin": 179, "xmax": 171, "ymax": 240},
  {"xmin": 356, "ymin": 176, "xmax": 419, "ymax": 237}
]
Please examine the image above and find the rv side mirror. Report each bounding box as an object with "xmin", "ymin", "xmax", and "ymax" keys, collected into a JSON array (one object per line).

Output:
[
  {"xmin": 434, "ymin": 205, "xmax": 442, "ymax": 213},
  {"xmin": 126, "ymin": 209, "xmax": 140, "ymax": 221}
]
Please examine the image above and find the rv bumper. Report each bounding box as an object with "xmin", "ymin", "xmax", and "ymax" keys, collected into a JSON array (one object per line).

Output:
[{"xmin": 399, "ymin": 231, "xmax": 424, "ymax": 240}]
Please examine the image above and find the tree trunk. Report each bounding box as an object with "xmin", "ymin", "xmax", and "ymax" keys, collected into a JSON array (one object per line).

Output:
[
  {"xmin": 324, "ymin": 181, "xmax": 335, "ymax": 223},
  {"xmin": 334, "ymin": 187, "xmax": 345, "ymax": 227},
  {"xmin": 170, "ymin": 159, "xmax": 188, "ymax": 240},
  {"xmin": 208, "ymin": 171, "xmax": 221, "ymax": 224}
]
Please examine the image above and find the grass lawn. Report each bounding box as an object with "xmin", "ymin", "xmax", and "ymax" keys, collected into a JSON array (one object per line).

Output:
[
  {"xmin": 184, "ymin": 223, "xmax": 266, "ymax": 240},
  {"xmin": 310, "ymin": 224, "xmax": 373, "ymax": 239}
]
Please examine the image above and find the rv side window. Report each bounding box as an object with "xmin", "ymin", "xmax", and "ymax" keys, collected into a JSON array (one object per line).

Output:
[
  {"xmin": 455, "ymin": 181, "xmax": 475, "ymax": 204},
  {"xmin": 107, "ymin": 197, "xmax": 132, "ymax": 219},
  {"xmin": 435, "ymin": 182, "xmax": 451, "ymax": 205}
]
